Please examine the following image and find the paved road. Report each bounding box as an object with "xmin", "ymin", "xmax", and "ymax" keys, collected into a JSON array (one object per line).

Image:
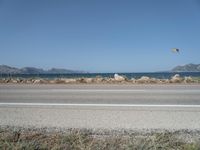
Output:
[{"xmin": 0, "ymin": 84, "xmax": 200, "ymax": 130}]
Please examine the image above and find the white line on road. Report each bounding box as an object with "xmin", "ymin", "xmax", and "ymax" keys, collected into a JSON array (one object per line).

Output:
[
  {"xmin": 1, "ymin": 89, "xmax": 200, "ymax": 93},
  {"xmin": 0, "ymin": 89, "xmax": 146, "ymax": 93},
  {"xmin": 1, "ymin": 103, "xmax": 200, "ymax": 108}
]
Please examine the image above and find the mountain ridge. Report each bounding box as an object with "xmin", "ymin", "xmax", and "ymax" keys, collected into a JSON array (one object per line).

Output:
[
  {"xmin": 0, "ymin": 65, "xmax": 87, "ymax": 74},
  {"xmin": 171, "ymin": 64, "xmax": 200, "ymax": 72},
  {"xmin": 1, "ymin": 64, "xmax": 200, "ymax": 74}
]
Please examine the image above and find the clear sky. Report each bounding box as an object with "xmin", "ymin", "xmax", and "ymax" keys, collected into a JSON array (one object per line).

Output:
[{"xmin": 0, "ymin": 0, "xmax": 200, "ymax": 72}]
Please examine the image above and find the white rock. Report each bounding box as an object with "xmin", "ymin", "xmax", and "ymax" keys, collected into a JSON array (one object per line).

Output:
[
  {"xmin": 64, "ymin": 79, "xmax": 77, "ymax": 83},
  {"xmin": 172, "ymin": 74, "xmax": 180, "ymax": 79},
  {"xmin": 136, "ymin": 76, "xmax": 150, "ymax": 83},
  {"xmin": 140, "ymin": 76, "xmax": 150, "ymax": 80},
  {"xmin": 130, "ymin": 78, "xmax": 136, "ymax": 83},
  {"xmin": 33, "ymin": 79, "xmax": 41, "ymax": 84},
  {"xmin": 184, "ymin": 76, "xmax": 193, "ymax": 83},
  {"xmin": 10, "ymin": 79, "xmax": 18, "ymax": 83},
  {"xmin": 170, "ymin": 74, "xmax": 183, "ymax": 83},
  {"xmin": 114, "ymin": 74, "xmax": 125, "ymax": 81}
]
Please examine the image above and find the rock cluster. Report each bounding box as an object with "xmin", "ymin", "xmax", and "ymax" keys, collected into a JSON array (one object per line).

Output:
[
  {"xmin": 0, "ymin": 74, "xmax": 197, "ymax": 84},
  {"xmin": 170, "ymin": 74, "xmax": 183, "ymax": 83},
  {"xmin": 114, "ymin": 74, "xmax": 126, "ymax": 81}
]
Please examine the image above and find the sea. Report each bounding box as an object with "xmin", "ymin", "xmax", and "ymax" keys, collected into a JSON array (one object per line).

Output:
[{"xmin": 1, "ymin": 72, "xmax": 200, "ymax": 79}]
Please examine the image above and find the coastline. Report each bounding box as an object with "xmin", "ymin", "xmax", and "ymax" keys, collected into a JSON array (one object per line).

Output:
[{"xmin": 0, "ymin": 74, "xmax": 199, "ymax": 84}]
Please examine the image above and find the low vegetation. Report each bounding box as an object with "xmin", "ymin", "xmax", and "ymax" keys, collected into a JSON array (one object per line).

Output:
[
  {"xmin": 0, "ymin": 74, "xmax": 199, "ymax": 84},
  {"xmin": 192, "ymin": 77, "xmax": 200, "ymax": 83},
  {"xmin": 1, "ymin": 127, "xmax": 200, "ymax": 150}
]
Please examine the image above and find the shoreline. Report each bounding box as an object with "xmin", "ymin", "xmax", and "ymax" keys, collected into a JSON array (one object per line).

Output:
[{"xmin": 0, "ymin": 74, "xmax": 199, "ymax": 84}]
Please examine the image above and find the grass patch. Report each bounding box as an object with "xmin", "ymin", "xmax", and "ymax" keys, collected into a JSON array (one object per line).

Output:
[
  {"xmin": 192, "ymin": 77, "xmax": 200, "ymax": 83},
  {"xmin": 0, "ymin": 127, "xmax": 200, "ymax": 149}
]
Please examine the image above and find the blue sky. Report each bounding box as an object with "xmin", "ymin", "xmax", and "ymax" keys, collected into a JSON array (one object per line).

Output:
[{"xmin": 0, "ymin": 0, "xmax": 200, "ymax": 72}]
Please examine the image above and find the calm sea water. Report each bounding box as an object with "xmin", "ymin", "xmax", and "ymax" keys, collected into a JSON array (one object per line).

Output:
[{"xmin": 1, "ymin": 72, "xmax": 200, "ymax": 79}]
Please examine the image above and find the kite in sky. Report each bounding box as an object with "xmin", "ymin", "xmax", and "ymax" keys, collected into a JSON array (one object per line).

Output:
[{"xmin": 171, "ymin": 48, "xmax": 180, "ymax": 53}]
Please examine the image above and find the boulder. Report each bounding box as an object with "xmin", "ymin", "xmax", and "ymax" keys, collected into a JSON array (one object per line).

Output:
[
  {"xmin": 33, "ymin": 79, "xmax": 41, "ymax": 84},
  {"xmin": 140, "ymin": 76, "xmax": 150, "ymax": 80},
  {"xmin": 103, "ymin": 78, "xmax": 111, "ymax": 83},
  {"xmin": 160, "ymin": 79, "xmax": 170, "ymax": 84},
  {"xmin": 170, "ymin": 74, "xmax": 183, "ymax": 83},
  {"xmin": 54, "ymin": 79, "xmax": 66, "ymax": 84},
  {"xmin": 24, "ymin": 79, "xmax": 34, "ymax": 84},
  {"xmin": 64, "ymin": 78, "xmax": 77, "ymax": 83},
  {"xmin": 5, "ymin": 79, "xmax": 11, "ymax": 83},
  {"xmin": 49, "ymin": 80, "xmax": 57, "ymax": 84},
  {"xmin": 9, "ymin": 78, "xmax": 22, "ymax": 83},
  {"xmin": 17, "ymin": 78, "xmax": 23, "ymax": 83},
  {"xmin": 114, "ymin": 74, "xmax": 125, "ymax": 81},
  {"xmin": 77, "ymin": 78, "xmax": 94, "ymax": 83},
  {"xmin": 149, "ymin": 78, "xmax": 158, "ymax": 83},
  {"xmin": 26, "ymin": 80, "xmax": 33, "ymax": 84},
  {"xmin": 93, "ymin": 77, "xmax": 104, "ymax": 83},
  {"xmin": 10, "ymin": 79, "xmax": 18, "ymax": 83},
  {"xmin": 184, "ymin": 76, "xmax": 193, "ymax": 83},
  {"xmin": 136, "ymin": 76, "xmax": 150, "ymax": 83},
  {"xmin": 33, "ymin": 79, "xmax": 48, "ymax": 84},
  {"xmin": 41, "ymin": 79, "xmax": 48, "ymax": 84},
  {"xmin": 77, "ymin": 78, "xmax": 86, "ymax": 83},
  {"xmin": 84, "ymin": 78, "xmax": 94, "ymax": 83},
  {"xmin": 130, "ymin": 78, "xmax": 136, "ymax": 83}
]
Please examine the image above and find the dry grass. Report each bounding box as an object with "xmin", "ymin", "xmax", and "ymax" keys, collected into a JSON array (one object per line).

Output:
[
  {"xmin": 192, "ymin": 77, "xmax": 200, "ymax": 83},
  {"xmin": 0, "ymin": 127, "xmax": 200, "ymax": 150}
]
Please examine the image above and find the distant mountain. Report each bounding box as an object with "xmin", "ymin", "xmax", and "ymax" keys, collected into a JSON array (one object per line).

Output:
[
  {"xmin": 20, "ymin": 67, "xmax": 45, "ymax": 74},
  {"xmin": 47, "ymin": 68, "xmax": 85, "ymax": 74},
  {"xmin": 0, "ymin": 65, "xmax": 21, "ymax": 74},
  {"xmin": 0, "ymin": 65, "xmax": 86, "ymax": 74},
  {"xmin": 171, "ymin": 64, "xmax": 200, "ymax": 72}
]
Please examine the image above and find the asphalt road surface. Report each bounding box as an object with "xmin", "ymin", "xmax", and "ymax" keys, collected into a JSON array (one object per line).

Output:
[{"xmin": 0, "ymin": 84, "xmax": 200, "ymax": 130}]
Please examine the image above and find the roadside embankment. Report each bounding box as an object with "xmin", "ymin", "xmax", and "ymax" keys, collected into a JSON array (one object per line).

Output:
[
  {"xmin": 0, "ymin": 74, "xmax": 199, "ymax": 84},
  {"xmin": 1, "ymin": 126, "xmax": 200, "ymax": 149}
]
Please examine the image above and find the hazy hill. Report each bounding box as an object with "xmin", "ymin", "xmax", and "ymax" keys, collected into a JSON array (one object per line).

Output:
[
  {"xmin": 0, "ymin": 65, "xmax": 86, "ymax": 74},
  {"xmin": 20, "ymin": 67, "xmax": 45, "ymax": 74},
  {"xmin": 47, "ymin": 68, "xmax": 85, "ymax": 74},
  {"xmin": 0, "ymin": 65, "xmax": 21, "ymax": 74},
  {"xmin": 172, "ymin": 64, "xmax": 200, "ymax": 72}
]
